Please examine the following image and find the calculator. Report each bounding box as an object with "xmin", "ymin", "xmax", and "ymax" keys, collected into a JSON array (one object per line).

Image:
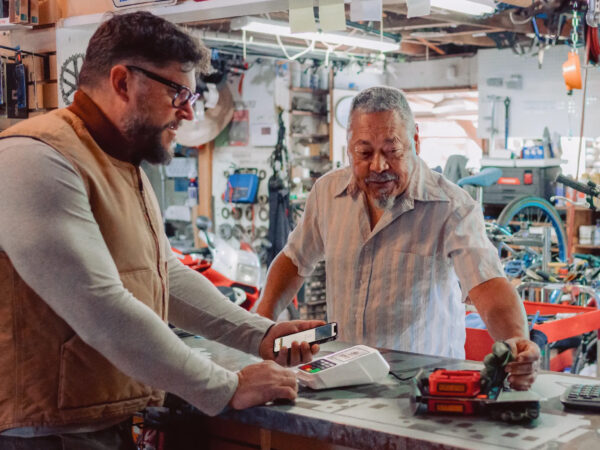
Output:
[{"xmin": 560, "ymin": 384, "xmax": 600, "ymax": 411}]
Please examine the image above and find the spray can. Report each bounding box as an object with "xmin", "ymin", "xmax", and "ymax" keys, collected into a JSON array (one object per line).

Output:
[{"xmin": 187, "ymin": 169, "xmax": 198, "ymax": 207}]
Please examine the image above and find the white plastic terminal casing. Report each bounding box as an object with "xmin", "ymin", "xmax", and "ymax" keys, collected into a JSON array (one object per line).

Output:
[{"xmin": 296, "ymin": 345, "xmax": 390, "ymax": 390}]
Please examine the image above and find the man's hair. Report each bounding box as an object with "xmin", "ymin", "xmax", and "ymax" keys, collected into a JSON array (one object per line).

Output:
[
  {"xmin": 78, "ymin": 11, "xmax": 210, "ymax": 88},
  {"xmin": 348, "ymin": 86, "xmax": 415, "ymax": 135}
]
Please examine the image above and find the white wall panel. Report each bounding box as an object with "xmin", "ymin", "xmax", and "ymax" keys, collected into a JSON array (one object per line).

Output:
[
  {"xmin": 477, "ymin": 46, "xmax": 600, "ymax": 139},
  {"xmin": 386, "ymin": 56, "xmax": 477, "ymax": 91}
]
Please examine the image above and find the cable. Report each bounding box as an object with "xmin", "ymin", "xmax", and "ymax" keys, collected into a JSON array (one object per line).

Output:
[
  {"xmin": 389, "ymin": 369, "xmax": 420, "ymax": 382},
  {"xmin": 275, "ymin": 34, "xmax": 316, "ymax": 61}
]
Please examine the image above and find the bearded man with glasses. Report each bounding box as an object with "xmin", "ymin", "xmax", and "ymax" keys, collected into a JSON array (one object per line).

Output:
[{"xmin": 0, "ymin": 11, "xmax": 322, "ymax": 449}]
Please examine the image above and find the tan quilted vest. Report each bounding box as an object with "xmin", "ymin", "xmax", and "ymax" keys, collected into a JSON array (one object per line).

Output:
[{"xmin": 0, "ymin": 109, "xmax": 168, "ymax": 432}]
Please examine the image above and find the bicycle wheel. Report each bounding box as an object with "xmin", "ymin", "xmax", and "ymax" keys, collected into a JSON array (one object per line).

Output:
[{"xmin": 497, "ymin": 196, "xmax": 568, "ymax": 262}]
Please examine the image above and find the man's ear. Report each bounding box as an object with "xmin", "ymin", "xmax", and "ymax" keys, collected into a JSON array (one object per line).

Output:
[{"xmin": 109, "ymin": 65, "xmax": 131, "ymax": 103}]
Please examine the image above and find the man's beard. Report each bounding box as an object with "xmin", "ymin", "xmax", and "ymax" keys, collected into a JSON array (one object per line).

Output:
[
  {"xmin": 348, "ymin": 172, "xmax": 399, "ymax": 211},
  {"xmin": 122, "ymin": 114, "xmax": 173, "ymax": 165}
]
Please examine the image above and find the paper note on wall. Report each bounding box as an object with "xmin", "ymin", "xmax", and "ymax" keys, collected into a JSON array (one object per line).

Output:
[
  {"xmin": 289, "ymin": 0, "xmax": 317, "ymax": 33},
  {"xmin": 406, "ymin": 0, "xmax": 431, "ymax": 18},
  {"xmin": 319, "ymin": 0, "xmax": 346, "ymax": 32},
  {"xmin": 350, "ymin": 0, "xmax": 382, "ymax": 22}
]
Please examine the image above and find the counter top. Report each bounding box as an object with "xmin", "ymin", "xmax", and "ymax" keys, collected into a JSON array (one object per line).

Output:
[{"xmin": 184, "ymin": 337, "xmax": 600, "ymax": 450}]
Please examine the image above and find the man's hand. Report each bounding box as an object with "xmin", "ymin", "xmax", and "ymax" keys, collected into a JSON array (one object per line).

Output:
[
  {"xmin": 260, "ymin": 320, "xmax": 325, "ymax": 366},
  {"xmin": 229, "ymin": 361, "xmax": 297, "ymax": 410},
  {"xmin": 504, "ymin": 337, "xmax": 541, "ymax": 391}
]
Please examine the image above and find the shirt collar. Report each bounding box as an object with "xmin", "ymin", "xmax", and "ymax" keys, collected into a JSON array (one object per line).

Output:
[
  {"xmin": 67, "ymin": 90, "xmax": 130, "ymax": 161},
  {"xmin": 334, "ymin": 167, "xmax": 353, "ymax": 197}
]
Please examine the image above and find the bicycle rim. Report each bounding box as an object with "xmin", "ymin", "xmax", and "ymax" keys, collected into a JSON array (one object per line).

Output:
[{"xmin": 497, "ymin": 196, "xmax": 568, "ymax": 262}]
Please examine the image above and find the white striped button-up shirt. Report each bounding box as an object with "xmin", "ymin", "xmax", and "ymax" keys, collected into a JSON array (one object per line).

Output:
[{"xmin": 283, "ymin": 160, "xmax": 505, "ymax": 358}]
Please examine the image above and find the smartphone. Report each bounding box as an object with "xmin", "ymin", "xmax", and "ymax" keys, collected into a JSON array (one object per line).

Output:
[{"xmin": 273, "ymin": 322, "xmax": 338, "ymax": 354}]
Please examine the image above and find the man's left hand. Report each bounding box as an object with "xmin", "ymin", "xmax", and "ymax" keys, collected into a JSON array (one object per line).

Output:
[
  {"xmin": 260, "ymin": 320, "xmax": 325, "ymax": 366},
  {"xmin": 504, "ymin": 337, "xmax": 541, "ymax": 391}
]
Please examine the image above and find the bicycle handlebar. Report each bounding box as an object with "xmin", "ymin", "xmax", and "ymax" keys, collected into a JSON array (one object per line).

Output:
[{"xmin": 556, "ymin": 174, "xmax": 600, "ymax": 198}]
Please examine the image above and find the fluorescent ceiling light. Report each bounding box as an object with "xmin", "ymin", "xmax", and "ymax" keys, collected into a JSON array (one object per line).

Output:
[
  {"xmin": 430, "ymin": 0, "xmax": 495, "ymax": 16},
  {"xmin": 231, "ymin": 17, "xmax": 400, "ymax": 53}
]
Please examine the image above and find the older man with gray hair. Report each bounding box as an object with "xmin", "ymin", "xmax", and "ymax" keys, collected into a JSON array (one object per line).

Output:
[{"xmin": 257, "ymin": 86, "xmax": 540, "ymax": 390}]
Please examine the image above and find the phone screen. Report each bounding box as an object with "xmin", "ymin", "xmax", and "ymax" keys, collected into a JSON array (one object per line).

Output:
[{"xmin": 273, "ymin": 323, "xmax": 337, "ymax": 353}]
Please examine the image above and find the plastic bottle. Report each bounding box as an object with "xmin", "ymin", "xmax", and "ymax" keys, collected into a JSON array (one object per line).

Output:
[
  {"xmin": 187, "ymin": 170, "xmax": 198, "ymax": 207},
  {"xmin": 594, "ymin": 219, "xmax": 600, "ymax": 246}
]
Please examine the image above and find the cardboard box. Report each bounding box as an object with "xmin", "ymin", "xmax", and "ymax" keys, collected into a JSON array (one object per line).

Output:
[
  {"xmin": 9, "ymin": 0, "xmax": 21, "ymax": 23},
  {"xmin": 38, "ymin": 0, "xmax": 59, "ymax": 24},
  {"xmin": 42, "ymin": 81, "xmax": 57, "ymax": 108},
  {"xmin": 29, "ymin": 0, "xmax": 38, "ymax": 24},
  {"xmin": 28, "ymin": 83, "xmax": 43, "ymax": 109},
  {"xmin": 308, "ymin": 143, "xmax": 321, "ymax": 157},
  {"xmin": 18, "ymin": 0, "xmax": 27, "ymax": 22},
  {"xmin": 22, "ymin": 54, "xmax": 44, "ymax": 82},
  {"xmin": 48, "ymin": 53, "xmax": 57, "ymax": 80}
]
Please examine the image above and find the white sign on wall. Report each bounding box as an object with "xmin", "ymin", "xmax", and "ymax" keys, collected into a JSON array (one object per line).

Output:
[
  {"xmin": 478, "ymin": 46, "xmax": 600, "ymax": 139},
  {"xmin": 56, "ymin": 25, "xmax": 97, "ymax": 107}
]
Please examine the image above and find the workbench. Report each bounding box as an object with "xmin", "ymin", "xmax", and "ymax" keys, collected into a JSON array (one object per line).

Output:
[{"xmin": 178, "ymin": 338, "xmax": 600, "ymax": 450}]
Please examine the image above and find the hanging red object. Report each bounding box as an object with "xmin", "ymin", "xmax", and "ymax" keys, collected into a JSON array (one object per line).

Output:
[
  {"xmin": 562, "ymin": 51, "xmax": 582, "ymax": 91},
  {"xmin": 587, "ymin": 27, "xmax": 600, "ymax": 64}
]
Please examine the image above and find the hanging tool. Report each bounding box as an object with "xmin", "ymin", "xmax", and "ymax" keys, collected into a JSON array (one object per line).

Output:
[
  {"xmin": 6, "ymin": 49, "xmax": 28, "ymax": 119},
  {"xmin": 504, "ymin": 96, "xmax": 510, "ymax": 149},
  {"xmin": 485, "ymin": 96, "xmax": 499, "ymax": 144}
]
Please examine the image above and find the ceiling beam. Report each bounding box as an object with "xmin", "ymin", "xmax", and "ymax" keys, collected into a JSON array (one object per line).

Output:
[
  {"xmin": 415, "ymin": 37, "xmax": 446, "ymax": 55},
  {"xmin": 398, "ymin": 41, "xmax": 427, "ymax": 56},
  {"xmin": 500, "ymin": 0, "xmax": 534, "ymax": 7},
  {"xmin": 431, "ymin": 34, "xmax": 497, "ymax": 47}
]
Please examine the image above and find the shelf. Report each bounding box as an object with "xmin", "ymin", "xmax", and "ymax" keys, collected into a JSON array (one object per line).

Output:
[
  {"xmin": 574, "ymin": 244, "xmax": 600, "ymax": 250},
  {"xmin": 290, "ymin": 133, "xmax": 329, "ymax": 139},
  {"xmin": 0, "ymin": 18, "xmax": 33, "ymax": 31},
  {"xmin": 290, "ymin": 110, "xmax": 326, "ymax": 117},
  {"xmin": 290, "ymin": 87, "xmax": 329, "ymax": 95},
  {"xmin": 556, "ymin": 206, "xmax": 595, "ymax": 212}
]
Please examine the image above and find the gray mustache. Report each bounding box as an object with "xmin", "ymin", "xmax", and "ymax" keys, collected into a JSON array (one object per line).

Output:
[{"xmin": 365, "ymin": 173, "xmax": 398, "ymax": 183}]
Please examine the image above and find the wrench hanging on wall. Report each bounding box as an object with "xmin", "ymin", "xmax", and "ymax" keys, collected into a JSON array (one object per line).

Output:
[{"xmin": 504, "ymin": 96, "xmax": 511, "ymax": 149}]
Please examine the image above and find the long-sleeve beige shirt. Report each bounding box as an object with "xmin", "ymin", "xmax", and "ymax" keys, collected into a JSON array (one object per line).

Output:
[{"xmin": 0, "ymin": 137, "xmax": 273, "ymax": 435}]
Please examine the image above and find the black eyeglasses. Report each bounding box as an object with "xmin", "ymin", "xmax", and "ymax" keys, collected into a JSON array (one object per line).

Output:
[{"xmin": 126, "ymin": 65, "xmax": 200, "ymax": 109}]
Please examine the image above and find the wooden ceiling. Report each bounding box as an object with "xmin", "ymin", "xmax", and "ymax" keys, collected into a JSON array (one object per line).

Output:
[{"xmin": 189, "ymin": 0, "xmax": 576, "ymax": 60}]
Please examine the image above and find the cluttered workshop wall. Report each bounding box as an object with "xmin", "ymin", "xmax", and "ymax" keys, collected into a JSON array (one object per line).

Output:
[
  {"xmin": 478, "ymin": 46, "xmax": 600, "ymax": 142},
  {"xmin": 211, "ymin": 56, "xmax": 278, "ymax": 265}
]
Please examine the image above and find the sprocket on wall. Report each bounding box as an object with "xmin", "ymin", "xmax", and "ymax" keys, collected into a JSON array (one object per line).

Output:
[{"xmin": 60, "ymin": 53, "xmax": 85, "ymax": 106}]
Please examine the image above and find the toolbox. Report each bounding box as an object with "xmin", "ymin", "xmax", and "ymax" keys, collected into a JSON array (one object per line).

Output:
[
  {"xmin": 481, "ymin": 165, "xmax": 560, "ymax": 205},
  {"xmin": 223, "ymin": 169, "xmax": 259, "ymax": 204}
]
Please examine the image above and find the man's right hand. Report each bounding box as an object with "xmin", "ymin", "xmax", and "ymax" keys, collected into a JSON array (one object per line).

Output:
[{"xmin": 229, "ymin": 360, "xmax": 298, "ymax": 410}]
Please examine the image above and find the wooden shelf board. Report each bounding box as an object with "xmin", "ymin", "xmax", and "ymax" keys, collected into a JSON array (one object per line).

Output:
[
  {"xmin": 290, "ymin": 87, "xmax": 329, "ymax": 95},
  {"xmin": 290, "ymin": 133, "xmax": 329, "ymax": 139},
  {"xmin": 290, "ymin": 110, "xmax": 326, "ymax": 117},
  {"xmin": 574, "ymin": 244, "xmax": 600, "ymax": 249}
]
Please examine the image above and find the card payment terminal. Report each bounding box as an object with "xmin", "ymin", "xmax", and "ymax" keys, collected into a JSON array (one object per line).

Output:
[{"xmin": 296, "ymin": 345, "xmax": 390, "ymax": 390}]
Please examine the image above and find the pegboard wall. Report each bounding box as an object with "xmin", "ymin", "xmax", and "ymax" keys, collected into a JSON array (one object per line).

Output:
[
  {"xmin": 478, "ymin": 46, "xmax": 600, "ymax": 140},
  {"xmin": 212, "ymin": 57, "xmax": 279, "ymax": 251}
]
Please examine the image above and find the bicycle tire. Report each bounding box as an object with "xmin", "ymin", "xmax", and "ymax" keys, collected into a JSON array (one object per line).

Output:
[{"xmin": 497, "ymin": 196, "xmax": 568, "ymax": 262}]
